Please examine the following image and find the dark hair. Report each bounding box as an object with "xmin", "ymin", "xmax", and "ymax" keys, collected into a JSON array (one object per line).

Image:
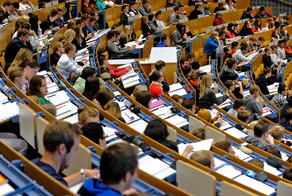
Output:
[
  {"xmin": 151, "ymin": 70, "xmax": 161, "ymax": 81},
  {"xmin": 278, "ymin": 84, "xmax": 286, "ymax": 94},
  {"xmin": 148, "ymin": 13, "xmax": 155, "ymax": 21},
  {"xmin": 4, "ymin": 1, "xmax": 12, "ymax": 7},
  {"xmin": 107, "ymin": 31, "xmax": 116, "ymax": 39},
  {"xmin": 130, "ymin": 1, "xmax": 137, "ymax": 6},
  {"xmin": 161, "ymin": 140, "xmax": 178, "ymax": 152},
  {"xmin": 182, "ymin": 99, "xmax": 195, "ymax": 110},
  {"xmin": 227, "ymin": 23, "xmax": 234, "ymax": 33},
  {"xmin": 247, "ymin": 6, "xmax": 252, "ymax": 12},
  {"xmin": 100, "ymin": 143, "xmax": 138, "ymax": 184},
  {"xmin": 264, "ymin": 67, "xmax": 272, "ymax": 75},
  {"xmin": 285, "ymin": 108, "xmax": 292, "ymax": 121},
  {"xmin": 191, "ymin": 128, "xmax": 206, "ymax": 139},
  {"xmin": 259, "ymin": 6, "xmax": 265, "ymax": 12},
  {"xmin": 12, "ymin": 2, "xmax": 19, "ymax": 9},
  {"xmin": 81, "ymin": 122, "xmax": 104, "ymax": 145},
  {"xmin": 214, "ymin": 141, "xmax": 232, "ymax": 153},
  {"xmin": 83, "ymin": 77, "xmax": 100, "ymax": 101},
  {"xmin": 228, "ymin": 72, "xmax": 238, "ymax": 80},
  {"xmin": 136, "ymin": 91, "xmax": 152, "ymax": 108},
  {"xmin": 231, "ymin": 41, "xmax": 238, "ymax": 49},
  {"xmin": 144, "ymin": 119, "xmax": 169, "ymax": 142},
  {"xmin": 226, "ymin": 58, "xmax": 236, "ymax": 69},
  {"xmin": 161, "ymin": 34, "xmax": 169, "ymax": 42},
  {"xmin": 266, "ymin": 147, "xmax": 282, "ymax": 159},
  {"xmin": 195, "ymin": 4, "xmax": 201, "ymax": 9},
  {"xmin": 182, "ymin": 65, "xmax": 192, "ymax": 76},
  {"xmin": 174, "ymin": 6, "xmax": 179, "ymax": 12},
  {"xmin": 176, "ymin": 23, "xmax": 186, "ymax": 35},
  {"xmin": 225, "ymin": 80, "xmax": 234, "ymax": 90},
  {"xmin": 20, "ymin": 59, "xmax": 40, "ymax": 69},
  {"xmin": 122, "ymin": 4, "xmax": 128, "ymax": 11},
  {"xmin": 254, "ymin": 120, "xmax": 269, "ymax": 137},
  {"xmin": 155, "ymin": 60, "xmax": 165, "ymax": 71},
  {"xmin": 238, "ymin": 110, "xmax": 250, "ymax": 122},
  {"xmin": 51, "ymin": 8, "xmax": 59, "ymax": 17},
  {"xmin": 21, "ymin": 22, "xmax": 31, "ymax": 30},
  {"xmin": 233, "ymin": 99, "xmax": 247, "ymax": 109},
  {"xmin": 240, "ymin": 43, "xmax": 247, "ymax": 51},
  {"xmin": 97, "ymin": 48, "xmax": 106, "ymax": 56},
  {"xmin": 27, "ymin": 75, "xmax": 46, "ymax": 98},
  {"xmin": 98, "ymin": 55, "xmax": 106, "ymax": 66},
  {"xmin": 283, "ymin": 167, "xmax": 292, "ymax": 181},
  {"xmin": 96, "ymin": 87, "xmax": 115, "ymax": 108},
  {"xmin": 17, "ymin": 28, "xmax": 28, "ymax": 38},
  {"xmin": 81, "ymin": 67, "xmax": 96, "ymax": 80},
  {"xmin": 155, "ymin": 11, "xmax": 161, "ymax": 18},
  {"xmin": 185, "ymin": 53, "xmax": 195, "ymax": 62},
  {"xmin": 29, "ymin": 14, "xmax": 39, "ymax": 34}
]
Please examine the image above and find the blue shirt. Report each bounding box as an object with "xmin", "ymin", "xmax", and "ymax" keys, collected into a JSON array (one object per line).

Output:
[
  {"xmin": 78, "ymin": 179, "xmax": 122, "ymax": 196},
  {"xmin": 32, "ymin": 158, "xmax": 68, "ymax": 186},
  {"xmin": 156, "ymin": 41, "xmax": 168, "ymax": 47},
  {"xmin": 204, "ymin": 37, "xmax": 219, "ymax": 55}
]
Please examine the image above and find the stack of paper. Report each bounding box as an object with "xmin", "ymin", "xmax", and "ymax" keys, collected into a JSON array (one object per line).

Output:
[
  {"xmin": 0, "ymin": 92, "xmax": 8, "ymax": 104},
  {"xmin": 0, "ymin": 102, "xmax": 19, "ymax": 122},
  {"xmin": 128, "ymin": 119, "xmax": 148, "ymax": 134},
  {"xmin": 45, "ymin": 90, "xmax": 70, "ymax": 106},
  {"xmin": 214, "ymin": 157, "xmax": 226, "ymax": 170},
  {"xmin": 199, "ymin": 65, "xmax": 211, "ymax": 73},
  {"xmin": 177, "ymin": 138, "xmax": 214, "ymax": 155},
  {"xmin": 224, "ymin": 127, "xmax": 248, "ymax": 139},
  {"xmin": 165, "ymin": 115, "xmax": 188, "ymax": 128},
  {"xmin": 217, "ymin": 98, "xmax": 232, "ymax": 108},
  {"xmin": 56, "ymin": 102, "xmax": 78, "ymax": 120},
  {"xmin": 63, "ymin": 114, "xmax": 78, "ymax": 124},
  {"xmin": 216, "ymin": 165, "xmax": 242, "ymax": 179},
  {"xmin": 103, "ymin": 127, "xmax": 118, "ymax": 141},
  {"xmin": 262, "ymin": 107, "xmax": 271, "ymax": 117}
]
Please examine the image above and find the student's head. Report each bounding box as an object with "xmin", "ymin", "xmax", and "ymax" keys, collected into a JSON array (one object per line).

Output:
[
  {"xmin": 231, "ymin": 41, "xmax": 239, "ymax": 50},
  {"xmin": 266, "ymin": 146, "xmax": 282, "ymax": 158},
  {"xmin": 155, "ymin": 60, "xmax": 166, "ymax": 73},
  {"xmin": 136, "ymin": 91, "xmax": 152, "ymax": 109},
  {"xmin": 107, "ymin": 31, "xmax": 116, "ymax": 41},
  {"xmin": 182, "ymin": 99, "xmax": 196, "ymax": 113},
  {"xmin": 160, "ymin": 34, "xmax": 170, "ymax": 45},
  {"xmin": 238, "ymin": 110, "xmax": 251, "ymax": 123},
  {"xmin": 142, "ymin": 0, "xmax": 149, "ymax": 7},
  {"xmin": 263, "ymin": 67, "xmax": 272, "ymax": 78},
  {"xmin": 20, "ymin": 59, "xmax": 40, "ymax": 81},
  {"xmin": 182, "ymin": 65, "xmax": 192, "ymax": 78},
  {"xmin": 185, "ymin": 53, "xmax": 195, "ymax": 64},
  {"xmin": 191, "ymin": 62, "xmax": 200, "ymax": 73},
  {"xmin": 83, "ymin": 77, "xmax": 100, "ymax": 101},
  {"xmin": 81, "ymin": 67, "xmax": 96, "ymax": 80},
  {"xmin": 97, "ymin": 48, "xmax": 107, "ymax": 57},
  {"xmin": 42, "ymin": 103, "xmax": 57, "ymax": 117},
  {"xmin": 151, "ymin": 70, "xmax": 163, "ymax": 82},
  {"xmin": 64, "ymin": 29, "xmax": 76, "ymax": 43},
  {"xmin": 233, "ymin": 99, "xmax": 247, "ymax": 112},
  {"xmin": 155, "ymin": 10, "xmax": 162, "ymax": 20},
  {"xmin": 52, "ymin": 42, "xmax": 65, "ymax": 55},
  {"xmin": 269, "ymin": 125, "xmax": 284, "ymax": 141},
  {"xmin": 226, "ymin": 58, "xmax": 237, "ymax": 70},
  {"xmin": 199, "ymin": 74, "xmax": 212, "ymax": 99},
  {"xmin": 270, "ymin": 45, "xmax": 277, "ymax": 53},
  {"xmin": 3, "ymin": 1, "xmax": 13, "ymax": 11},
  {"xmin": 27, "ymin": 75, "xmax": 47, "ymax": 98},
  {"xmin": 214, "ymin": 141, "xmax": 235, "ymax": 155},
  {"xmin": 81, "ymin": 122, "xmax": 106, "ymax": 148},
  {"xmin": 283, "ymin": 167, "xmax": 292, "ymax": 181},
  {"xmin": 176, "ymin": 23, "xmax": 186, "ymax": 34},
  {"xmin": 246, "ymin": 6, "xmax": 252, "ymax": 14},
  {"xmin": 144, "ymin": 119, "xmax": 168, "ymax": 142},
  {"xmin": 43, "ymin": 120, "xmax": 82, "ymax": 169},
  {"xmin": 9, "ymin": 67, "xmax": 25, "ymax": 88},
  {"xmin": 248, "ymin": 36, "xmax": 256, "ymax": 45},
  {"xmin": 264, "ymin": 47, "xmax": 272, "ymax": 56},
  {"xmin": 191, "ymin": 128, "xmax": 206, "ymax": 140},
  {"xmin": 17, "ymin": 28, "xmax": 29, "ymax": 42},
  {"xmin": 195, "ymin": 4, "xmax": 202, "ymax": 10},
  {"xmin": 197, "ymin": 109, "xmax": 212, "ymax": 123},
  {"xmin": 65, "ymin": 43, "xmax": 76, "ymax": 58},
  {"xmin": 249, "ymin": 85, "xmax": 260, "ymax": 98},
  {"xmin": 130, "ymin": 1, "xmax": 137, "ymax": 9},
  {"xmin": 249, "ymin": 159, "xmax": 264, "ymax": 169},
  {"xmin": 174, "ymin": 6, "xmax": 180, "ymax": 13},
  {"xmin": 96, "ymin": 87, "xmax": 115, "ymax": 109},
  {"xmin": 148, "ymin": 13, "xmax": 155, "ymax": 22},
  {"xmin": 225, "ymin": 80, "xmax": 234, "ymax": 91},
  {"xmin": 190, "ymin": 150, "xmax": 214, "ymax": 170},
  {"xmin": 285, "ymin": 108, "xmax": 292, "ymax": 122},
  {"xmin": 171, "ymin": 94, "xmax": 184, "ymax": 105},
  {"xmin": 257, "ymin": 36, "xmax": 265, "ymax": 46},
  {"xmin": 259, "ymin": 6, "xmax": 265, "ymax": 15},
  {"xmin": 104, "ymin": 101, "xmax": 124, "ymax": 122},
  {"xmin": 100, "ymin": 143, "xmax": 138, "ymax": 191},
  {"xmin": 277, "ymin": 84, "xmax": 288, "ymax": 96},
  {"xmin": 132, "ymin": 85, "xmax": 148, "ymax": 99},
  {"xmin": 254, "ymin": 120, "xmax": 269, "ymax": 138},
  {"xmin": 142, "ymin": 16, "xmax": 149, "ymax": 24},
  {"xmin": 210, "ymin": 31, "xmax": 219, "ymax": 40},
  {"xmin": 215, "ymin": 13, "xmax": 222, "ymax": 19}
]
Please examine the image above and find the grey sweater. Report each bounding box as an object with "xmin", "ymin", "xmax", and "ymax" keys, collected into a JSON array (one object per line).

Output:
[
  {"xmin": 106, "ymin": 42, "xmax": 130, "ymax": 59},
  {"xmin": 243, "ymin": 95, "xmax": 263, "ymax": 122}
]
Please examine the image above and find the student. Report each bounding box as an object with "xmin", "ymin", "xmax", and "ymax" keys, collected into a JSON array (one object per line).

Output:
[
  {"xmin": 148, "ymin": 13, "xmax": 157, "ymax": 33},
  {"xmin": 255, "ymin": 67, "xmax": 272, "ymax": 95},
  {"xmin": 119, "ymin": 25, "xmax": 137, "ymax": 48},
  {"xmin": 220, "ymin": 58, "xmax": 237, "ymax": 84},
  {"xmin": 237, "ymin": 110, "xmax": 251, "ymax": 126},
  {"xmin": 78, "ymin": 143, "xmax": 138, "ymax": 195},
  {"xmin": 232, "ymin": 43, "xmax": 252, "ymax": 64},
  {"xmin": 5, "ymin": 28, "xmax": 33, "ymax": 69},
  {"xmin": 271, "ymin": 84, "xmax": 289, "ymax": 109},
  {"xmin": 119, "ymin": 5, "xmax": 130, "ymax": 27},
  {"xmin": 283, "ymin": 38, "xmax": 292, "ymax": 57},
  {"xmin": 254, "ymin": 7, "xmax": 267, "ymax": 19},
  {"xmin": 227, "ymin": 99, "xmax": 247, "ymax": 118},
  {"xmin": 189, "ymin": 72, "xmax": 200, "ymax": 104},
  {"xmin": 73, "ymin": 67, "xmax": 96, "ymax": 94},
  {"xmin": 81, "ymin": 122, "xmax": 106, "ymax": 148},
  {"xmin": 155, "ymin": 11, "xmax": 165, "ymax": 28},
  {"xmin": 72, "ymin": 25, "xmax": 86, "ymax": 51},
  {"xmin": 168, "ymin": 6, "xmax": 180, "ymax": 26},
  {"xmin": 231, "ymin": 41, "xmax": 239, "ymax": 55},
  {"xmin": 26, "ymin": 76, "xmax": 51, "ymax": 105},
  {"xmin": 279, "ymin": 108, "xmax": 292, "ymax": 132},
  {"xmin": 214, "ymin": 141, "xmax": 236, "ymax": 155},
  {"xmin": 19, "ymin": 59, "xmax": 40, "ymax": 93},
  {"xmin": 270, "ymin": 45, "xmax": 282, "ymax": 65},
  {"xmin": 130, "ymin": 85, "xmax": 148, "ymax": 100},
  {"xmin": 78, "ymin": 106, "xmax": 100, "ymax": 127},
  {"xmin": 182, "ymin": 99, "xmax": 196, "ymax": 114},
  {"xmin": 171, "ymin": 94, "xmax": 184, "ymax": 105},
  {"xmin": 96, "ymin": 87, "xmax": 115, "ymax": 109},
  {"xmin": 90, "ymin": 11, "xmax": 103, "ymax": 31},
  {"xmin": 191, "ymin": 128, "xmax": 206, "ymax": 140},
  {"xmin": 252, "ymin": 19, "xmax": 262, "ymax": 33},
  {"xmin": 138, "ymin": 0, "xmax": 152, "ymax": 16},
  {"xmin": 136, "ymin": 90, "xmax": 152, "ymax": 109},
  {"xmin": 198, "ymin": 74, "xmax": 228, "ymax": 109},
  {"xmin": 141, "ymin": 15, "xmax": 154, "ymax": 38},
  {"xmin": 156, "ymin": 34, "xmax": 170, "ymax": 47},
  {"xmin": 40, "ymin": 9, "xmax": 59, "ymax": 33},
  {"xmin": 190, "ymin": 150, "xmax": 215, "ymax": 170},
  {"xmin": 129, "ymin": 1, "xmax": 141, "ymax": 17},
  {"xmin": 240, "ymin": 20, "xmax": 253, "ymax": 36},
  {"xmin": 213, "ymin": 13, "xmax": 225, "ymax": 26},
  {"xmin": 8, "ymin": 67, "xmax": 26, "ymax": 92},
  {"xmin": 224, "ymin": 0, "xmax": 233, "ymax": 11},
  {"xmin": 214, "ymin": 2, "xmax": 225, "ymax": 13},
  {"xmin": 277, "ymin": 39, "xmax": 286, "ymax": 59},
  {"xmin": 50, "ymin": 42, "xmax": 64, "ymax": 66},
  {"xmin": 33, "ymin": 120, "xmax": 99, "ymax": 187},
  {"xmin": 242, "ymin": 120, "xmax": 274, "ymax": 150},
  {"xmin": 197, "ymin": 109, "xmax": 223, "ymax": 128},
  {"xmin": 82, "ymin": 77, "xmax": 100, "ymax": 105},
  {"xmin": 243, "ymin": 85, "xmax": 263, "ymax": 122},
  {"xmin": 189, "ymin": 4, "xmax": 203, "ymax": 20},
  {"xmin": 204, "ymin": 31, "xmax": 220, "ymax": 60},
  {"xmin": 104, "ymin": 101, "xmax": 125, "ymax": 123},
  {"xmin": 269, "ymin": 125, "xmax": 292, "ymax": 146},
  {"xmin": 241, "ymin": 7, "xmax": 253, "ymax": 20},
  {"xmin": 172, "ymin": 23, "xmax": 187, "ymax": 47},
  {"xmin": 149, "ymin": 60, "xmax": 169, "ymax": 92},
  {"xmin": 82, "ymin": 0, "xmax": 98, "ymax": 15},
  {"xmin": 149, "ymin": 71, "xmax": 164, "ymax": 99},
  {"xmin": 6, "ymin": 47, "xmax": 33, "ymax": 75},
  {"xmin": 279, "ymin": 26, "xmax": 290, "ymax": 39},
  {"xmin": 57, "ymin": 44, "xmax": 88, "ymax": 80}
]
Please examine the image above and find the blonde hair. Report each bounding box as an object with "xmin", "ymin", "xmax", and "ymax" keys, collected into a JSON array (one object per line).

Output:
[
  {"xmin": 60, "ymin": 5, "xmax": 67, "ymax": 12},
  {"xmin": 121, "ymin": 25, "xmax": 133, "ymax": 43},
  {"xmin": 7, "ymin": 48, "xmax": 33, "ymax": 75},
  {"xmin": 29, "ymin": 95, "xmax": 41, "ymax": 105},
  {"xmin": 42, "ymin": 104, "xmax": 57, "ymax": 117},
  {"xmin": 52, "ymin": 42, "xmax": 63, "ymax": 53},
  {"xmin": 190, "ymin": 150, "xmax": 213, "ymax": 168},
  {"xmin": 78, "ymin": 106, "xmax": 100, "ymax": 125},
  {"xmin": 132, "ymin": 85, "xmax": 148, "ymax": 99},
  {"xmin": 63, "ymin": 29, "xmax": 76, "ymax": 46},
  {"xmin": 249, "ymin": 120, "xmax": 258, "ymax": 129},
  {"xmin": 269, "ymin": 125, "xmax": 284, "ymax": 140},
  {"xmin": 105, "ymin": 101, "xmax": 125, "ymax": 122},
  {"xmin": 8, "ymin": 67, "xmax": 25, "ymax": 83},
  {"xmin": 211, "ymin": 31, "xmax": 219, "ymax": 39},
  {"xmin": 197, "ymin": 109, "xmax": 212, "ymax": 123},
  {"xmin": 199, "ymin": 74, "xmax": 212, "ymax": 99}
]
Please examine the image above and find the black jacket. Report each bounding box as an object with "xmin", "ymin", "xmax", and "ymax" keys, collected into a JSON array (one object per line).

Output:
[
  {"xmin": 240, "ymin": 11, "xmax": 253, "ymax": 20},
  {"xmin": 254, "ymin": 12, "xmax": 265, "ymax": 19},
  {"xmin": 198, "ymin": 89, "xmax": 228, "ymax": 109},
  {"xmin": 40, "ymin": 18, "xmax": 57, "ymax": 33},
  {"xmin": 220, "ymin": 70, "xmax": 232, "ymax": 84},
  {"xmin": 72, "ymin": 37, "xmax": 86, "ymax": 51},
  {"xmin": 189, "ymin": 10, "xmax": 202, "ymax": 20},
  {"xmin": 50, "ymin": 52, "xmax": 60, "ymax": 66},
  {"xmin": 255, "ymin": 73, "xmax": 269, "ymax": 95},
  {"xmin": 240, "ymin": 26, "xmax": 253, "ymax": 36},
  {"xmin": 119, "ymin": 13, "xmax": 128, "ymax": 26},
  {"xmin": 262, "ymin": 54, "xmax": 273, "ymax": 68}
]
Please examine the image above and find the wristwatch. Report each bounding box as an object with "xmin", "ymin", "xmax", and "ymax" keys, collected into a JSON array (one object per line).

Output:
[{"xmin": 80, "ymin": 168, "xmax": 86, "ymax": 179}]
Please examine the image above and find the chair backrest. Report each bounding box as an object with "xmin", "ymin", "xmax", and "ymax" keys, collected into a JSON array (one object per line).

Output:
[
  {"xmin": 167, "ymin": 126, "xmax": 177, "ymax": 143},
  {"xmin": 36, "ymin": 116, "xmax": 49, "ymax": 155},
  {"xmin": 221, "ymin": 181, "xmax": 258, "ymax": 196},
  {"xmin": 189, "ymin": 116, "xmax": 205, "ymax": 132},
  {"xmin": 277, "ymin": 180, "xmax": 292, "ymax": 196},
  {"xmin": 205, "ymin": 126, "xmax": 226, "ymax": 142}
]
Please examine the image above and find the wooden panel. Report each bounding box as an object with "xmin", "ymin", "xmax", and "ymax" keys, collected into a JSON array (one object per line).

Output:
[
  {"xmin": 142, "ymin": 35, "xmax": 154, "ymax": 59},
  {"xmin": 189, "ymin": 116, "xmax": 205, "ymax": 132},
  {"xmin": 221, "ymin": 181, "xmax": 258, "ymax": 196},
  {"xmin": 167, "ymin": 126, "xmax": 177, "ymax": 143},
  {"xmin": 34, "ymin": 3, "xmax": 65, "ymax": 22},
  {"xmin": 19, "ymin": 103, "xmax": 36, "ymax": 148},
  {"xmin": 36, "ymin": 116, "xmax": 49, "ymax": 155},
  {"xmin": 205, "ymin": 126, "xmax": 225, "ymax": 142},
  {"xmin": 277, "ymin": 181, "xmax": 292, "ymax": 196}
]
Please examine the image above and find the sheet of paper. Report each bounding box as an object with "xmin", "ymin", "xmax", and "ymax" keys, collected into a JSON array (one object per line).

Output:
[
  {"xmin": 214, "ymin": 157, "xmax": 226, "ymax": 170},
  {"xmin": 233, "ymin": 147, "xmax": 250, "ymax": 160},
  {"xmin": 169, "ymin": 83, "xmax": 183, "ymax": 92},
  {"xmin": 123, "ymin": 79, "xmax": 140, "ymax": 89},
  {"xmin": 234, "ymin": 175, "xmax": 276, "ymax": 195},
  {"xmin": 224, "ymin": 128, "xmax": 248, "ymax": 139},
  {"xmin": 216, "ymin": 165, "xmax": 242, "ymax": 179},
  {"xmin": 63, "ymin": 114, "xmax": 78, "ymax": 124},
  {"xmin": 149, "ymin": 99, "xmax": 165, "ymax": 109},
  {"xmin": 154, "ymin": 167, "xmax": 176, "ymax": 180},
  {"xmin": 152, "ymin": 106, "xmax": 172, "ymax": 116},
  {"xmin": 263, "ymin": 162, "xmax": 282, "ymax": 176},
  {"xmin": 121, "ymin": 109, "xmax": 140, "ymax": 124},
  {"xmin": 56, "ymin": 102, "xmax": 78, "ymax": 120},
  {"xmin": 128, "ymin": 119, "xmax": 148, "ymax": 134},
  {"xmin": 139, "ymin": 155, "xmax": 170, "ymax": 176},
  {"xmin": 108, "ymin": 59, "xmax": 135, "ymax": 65},
  {"xmin": 166, "ymin": 115, "xmax": 188, "ymax": 127},
  {"xmin": 168, "ymin": 88, "xmax": 188, "ymax": 97},
  {"xmin": 178, "ymin": 139, "xmax": 214, "ymax": 155},
  {"xmin": 0, "ymin": 102, "xmax": 19, "ymax": 122},
  {"xmin": 45, "ymin": 90, "xmax": 70, "ymax": 106}
]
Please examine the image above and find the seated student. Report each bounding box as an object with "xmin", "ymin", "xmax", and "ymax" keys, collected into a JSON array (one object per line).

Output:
[
  {"xmin": 240, "ymin": 20, "xmax": 254, "ymax": 36},
  {"xmin": 282, "ymin": 96, "xmax": 292, "ymax": 119},
  {"xmin": 8, "ymin": 67, "xmax": 26, "ymax": 92},
  {"xmin": 190, "ymin": 150, "xmax": 215, "ymax": 170},
  {"xmin": 149, "ymin": 60, "xmax": 169, "ymax": 92},
  {"xmin": 279, "ymin": 16, "xmax": 289, "ymax": 27},
  {"xmin": 148, "ymin": 13, "xmax": 157, "ymax": 34},
  {"xmin": 57, "ymin": 44, "xmax": 88, "ymax": 80},
  {"xmin": 242, "ymin": 120, "xmax": 274, "ymax": 150},
  {"xmin": 277, "ymin": 39, "xmax": 286, "ymax": 59},
  {"xmin": 224, "ymin": 0, "xmax": 234, "ymax": 11},
  {"xmin": 78, "ymin": 106, "xmax": 100, "ymax": 127},
  {"xmin": 155, "ymin": 11, "xmax": 165, "ymax": 28},
  {"xmin": 42, "ymin": 103, "xmax": 57, "ymax": 117},
  {"xmin": 104, "ymin": 101, "xmax": 126, "ymax": 123},
  {"xmin": 172, "ymin": 23, "xmax": 187, "ymax": 47},
  {"xmin": 50, "ymin": 42, "xmax": 64, "ymax": 66},
  {"xmin": 5, "ymin": 28, "xmax": 33, "ymax": 69},
  {"xmin": 83, "ymin": 16, "xmax": 96, "ymax": 35},
  {"xmin": 33, "ymin": 120, "xmax": 99, "ymax": 187},
  {"xmin": 256, "ymin": 37, "xmax": 265, "ymax": 51},
  {"xmin": 129, "ymin": 1, "xmax": 141, "ymax": 17},
  {"xmin": 136, "ymin": 90, "xmax": 152, "ymax": 109},
  {"xmin": 198, "ymin": 74, "xmax": 228, "ymax": 109},
  {"xmin": 204, "ymin": 31, "xmax": 220, "ymax": 60},
  {"xmin": 214, "ymin": 141, "xmax": 236, "ymax": 155},
  {"xmin": 130, "ymin": 85, "xmax": 148, "ymax": 100},
  {"xmin": 266, "ymin": 146, "xmax": 282, "ymax": 158},
  {"xmin": 141, "ymin": 15, "xmax": 154, "ymax": 38},
  {"xmin": 262, "ymin": 48, "xmax": 274, "ymax": 69},
  {"xmin": 89, "ymin": 11, "xmax": 103, "ymax": 31},
  {"xmin": 220, "ymin": 58, "xmax": 237, "ymax": 84},
  {"xmin": 182, "ymin": 99, "xmax": 196, "ymax": 114},
  {"xmin": 63, "ymin": 3, "xmax": 75, "ymax": 22},
  {"xmin": 271, "ymin": 84, "xmax": 289, "ymax": 109},
  {"xmin": 138, "ymin": 0, "xmax": 152, "ymax": 16},
  {"xmin": 191, "ymin": 128, "xmax": 206, "ymax": 140},
  {"xmin": 171, "ymin": 94, "xmax": 184, "ymax": 105},
  {"xmin": 237, "ymin": 110, "xmax": 251, "ymax": 129},
  {"xmin": 104, "ymin": 0, "xmax": 117, "ymax": 8},
  {"xmin": 231, "ymin": 41, "xmax": 239, "ymax": 55},
  {"xmin": 72, "ymin": 25, "xmax": 86, "ymax": 51},
  {"xmin": 169, "ymin": 6, "xmax": 181, "ymax": 26},
  {"xmin": 279, "ymin": 108, "xmax": 292, "ymax": 132},
  {"xmin": 249, "ymin": 159, "xmax": 264, "ymax": 169},
  {"xmin": 82, "ymin": 0, "xmax": 98, "ymax": 15},
  {"xmin": 203, "ymin": 6, "xmax": 210, "ymax": 16},
  {"xmin": 255, "ymin": 67, "xmax": 272, "ymax": 95},
  {"xmin": 270, "ymin": 125, "xmax": 292, "ymax": 146},
  {"xmin": 283, "ymin": 167, "xmax": 292, "ymax": 181},
  {"xmin": 197, "ymin": 109, "xmax": 223, "ymax": 128},
  {"xmin": 18, "ymin": 59, "xmax": 40, "ymax": 93},
  {"xmin": 185, "ymin": 53, "xmax": 195, "ymax": 65},
  {"xmin": 119, "ymin": 5, "xmax": 130, "ymax": 27},
  {"xmin": 252, "ymin": 19, "xmax": 262, "ymax": 33},
  {"xmin": 26, "ymin": 76, "xmax": 52, "ymax": 105},
  {"xmin": 214, "ymin": 2, "xmax": 225, "ymax": 13},
  {"xmin": 73, "ymin": 67, "xmax": 96, "ymax": 94},
  {"xmin": 228, "ymin": 99, "xmax": 247, "ymax": 118},
  {"xmin": 283, "ymin": 38, "xmax": 292, "ymax": 58},
  {"xmin": 82, "ymin": 77, "xmax": 101, "ymax": 105},
  {"xmin": 279, "ymin": 26, "xmax": 290, "ymax": 39},
  {"xmin": 96, "ymin": 87, "xmax": 115, "ymax": 109},
  {"xmin": 40, "ymin": 9, "xmax": 59, "ymax": 34},
  {"xmin": 270, "ymin": 45, "xmax": 282, "ymax": 65},
  {"xmin": 106, "ymin": 31, "xmax": 136, "ymax": 59},
  {"xmin": 243, "ymin": 85, "xmax": 263, "ymax": 122},
  {"xmin": 149, "ymin": 71, "xmax": 164, "ymax": 99},
  {"xmin": 1, "ymin": 1, "xmax": 12, "ymax": 23},
  {"xmin": 232, "ymin": 43, "xmax": 252, "ymax": 64},
  {"xmin": 78, "ymin": 143, "xmax": 138, "ymax": 195},
  {"xmin": 119, "ymin": 25, "xmax": 137, "ymax": 48},
  {"xmin": 213, "ymin": 13, "xmax": 225, "ymax": 26},
  {"xmin": 241, "ymin": 7, "xmax": 253, "ymax": 20},
  {"xmin": 81, "ymin": 122, "xmax": 106, "ymax": 148},
  {"xmin": 225, "ymin": 77, "xmax": 243, "ymax": 99},
  {"xmin": 156, "ymin": 34, "xmax": 170, "ymax": 47},
  {"xmin": 189, "ymin": 4, "xmax": 203, "ymax": 20}
]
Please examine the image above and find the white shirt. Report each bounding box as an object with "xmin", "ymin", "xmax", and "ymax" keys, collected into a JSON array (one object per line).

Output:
[
  {"xmin": 156, "ymin": 20, "xmax": 165, "ymax": 28},
  {"xmin": 104, "ymin": 1, "xmax": 115, "ymax": 6},
  {"xmin": 19, "ymin": 3, "xmax": 31, "ymax": 11},
  {"xmin": 224, "ymin": 4, "xmax": 232, "ymax": 10}
]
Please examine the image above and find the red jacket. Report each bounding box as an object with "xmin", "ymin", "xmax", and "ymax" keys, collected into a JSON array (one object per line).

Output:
[
  {"xmin": 284, "ymin": 46, "xmax": 292, "ymax": 54},
  {"xmin": 108, "ymin": 64, "xmax": 128, "ymax": 78},
  {"xmin": 149, "ymin": 81, "xmax": 163, "ymax": 99}
]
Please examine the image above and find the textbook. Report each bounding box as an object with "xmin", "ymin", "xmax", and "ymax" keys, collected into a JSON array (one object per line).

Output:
[
  {"xmin": 128, "ymin": 119, "xmax": 148, "ymax": 134},
  {"xmin": 177, "ymin": 138, "xmax": 214, "ymax": 155},
  {"xmin": 149, "ymin": 99, "xmax": 165, "ymax": 109},
  {"xmin": 45, "ymin": 90, "xmax": 70, "ymax": 106},
  {"xmin": 262, "ymin": 107, "xmax": 271, "ymax": 117}
]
